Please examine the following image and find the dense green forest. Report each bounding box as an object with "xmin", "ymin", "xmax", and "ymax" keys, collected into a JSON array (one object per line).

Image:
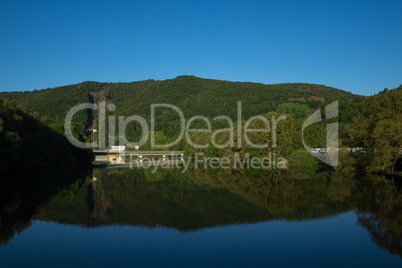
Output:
[
  {"xmin": 0, "ymin": 81, "xmax": 103, "ymax": 135},
  {"xmin": 186, "ymin": 86, "xmax": 401, "ymax": 174},
  {"xmin": 0, "ymin": 97, "xmax": 93, "ymax": 176},
  {"xmin": 0, "ymin": 76, "xmax": 400, "ymax": 174},
  {"xmin": 349, "ymin": 87, "xmax": 402, "ymax": 173},
  {"xmin": 0, "ymin": 76, "xmax": 364, "ymax": 144},
  {"xmin": 0, "ymin": 77, "xmax": 399, "ymax": 258},
  {"xmin": 0, "ymin": 97, "xmax": 94, "ymax": 244}
]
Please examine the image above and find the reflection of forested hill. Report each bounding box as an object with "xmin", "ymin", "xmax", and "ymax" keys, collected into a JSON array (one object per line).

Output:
[
  {"xmin": 35, "ymin": 168, "xmax": 354, "ymax": 230},
  {"xmin": 3, "ymin": 167, "xmax": 401, "ymax": 256},
  {"xmin": 0, "ymin": 168, "xmax": 91, "ymax": 247},
  {"xmin": 355, "ymin": 178, "xmax": 402, "ymax": 257}
]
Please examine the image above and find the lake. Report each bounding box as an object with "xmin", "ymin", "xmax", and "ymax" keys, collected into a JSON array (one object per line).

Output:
[{"xmin": 0, "ymin": 166, "xmax": 401, "ymax": 267}]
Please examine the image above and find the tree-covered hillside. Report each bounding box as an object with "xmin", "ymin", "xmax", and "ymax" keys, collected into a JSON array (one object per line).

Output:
[
  {"xmin": 0, "ymin": 75, "xmax": 365, "ymax": 143},
  {"xmin": 0, "ymin": 81, "xmax": 103, "ymax": 134},
  {"xmin": 349, "ymin": 86, "xmax": 402, "ymax": 173},
  {"xmin": 0, "ymin": 97, "xmax": 93, "ymax": 175},
  {"xmin": 100, "ymin": 75, "xmax": 362, "ymax": 119}
]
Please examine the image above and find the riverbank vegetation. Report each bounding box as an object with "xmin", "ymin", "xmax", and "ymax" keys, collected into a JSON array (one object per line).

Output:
[
  {"xmin": 0, "ymin": 76, "xmax": 363, "ymax": 142},
  {"xmin": 0, "ymin": 97, "xmax": 93, "ymax": 177},
  {"xmin": 185, "ymin": 86, "xmax": 401, "ymax": 175},
  {"xmin": 0, "ymin": 77, "xmax": 400, "ymax": 175}
]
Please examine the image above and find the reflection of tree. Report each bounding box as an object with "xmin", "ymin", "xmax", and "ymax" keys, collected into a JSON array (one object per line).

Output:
[
  {"xmin": 327, "ymin": 177, "xmax": 355, "ymax": 203},
  {"xmin": 355, "ymin": 176, "xmax": 402, "ymax": 257},
  {"xmin": 36, "ymin": 168, "xmax": 359, "ymax": 230},
  {"xmin": 357, "ymin": 212, "xmax": 402, "ymax": 257},
  {"xmin": 5, "ymin": 166, "xmax": 401, "ymax": 258},
  {"xmin": 0, "ymin": 168, "xmax": 90, "ymax": 247}
]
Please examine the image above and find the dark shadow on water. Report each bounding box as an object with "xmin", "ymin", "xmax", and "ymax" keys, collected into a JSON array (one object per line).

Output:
[
  {"xmin": 0, "ymin": 167, "xmax": 91, "ymax": 247},
  {"xmin": 87, "ymin": 181, "xmax": 95, "ymax": 218}
]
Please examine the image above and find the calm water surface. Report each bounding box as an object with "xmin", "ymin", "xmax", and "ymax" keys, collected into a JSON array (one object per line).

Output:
[{"xmin": 0, "ymin": 167, "xmax": 401, "ymax": 267}]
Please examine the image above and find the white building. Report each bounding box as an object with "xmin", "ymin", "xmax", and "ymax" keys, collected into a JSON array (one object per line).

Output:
[{"xmin": 110, "ymin": 146, "xmax": 126, "ymax": 152}]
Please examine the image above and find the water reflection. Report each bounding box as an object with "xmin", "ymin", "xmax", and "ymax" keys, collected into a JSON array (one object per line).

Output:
[
  {"xmin": 0, "ymin": 167, "xmax": 91, "ymax": 247},
  {"xmin": 0, "ymin": 166, "xmax": 401, "ymax": 257},
  {"xmin": 354, "ymin": 178, "xmax": 402, "ymax": 256}
]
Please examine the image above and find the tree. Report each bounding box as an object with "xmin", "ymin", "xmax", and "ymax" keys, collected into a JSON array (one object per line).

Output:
[
  {"xmin": 276, "ymin": 102, "xmax": 310, "ymax": 119},
  {"xmin": 350, "ymin": 86, "xmax": 401, "ymax": 173}
]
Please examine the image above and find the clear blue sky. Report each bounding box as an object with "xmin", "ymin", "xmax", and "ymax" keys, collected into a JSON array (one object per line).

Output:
[{"xmin": 1, "ymin": 0, "xmax": 401, "ymax": 95}]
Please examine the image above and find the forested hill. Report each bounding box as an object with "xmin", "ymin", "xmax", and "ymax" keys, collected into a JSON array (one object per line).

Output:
[
  {"xmin": 0, "ymin": 81, "xmax": 104, "ymax": 134},
  {"xmin": 0, "ymin": 76, "xmax": 364, "ymax": 132},
  {"xmin": 0, "ymin": 98, "xmax": 93, "ymax": 175},
  {"xmin": 93, "ymin": 76, "xmax": 363, "ymax": 119}
]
